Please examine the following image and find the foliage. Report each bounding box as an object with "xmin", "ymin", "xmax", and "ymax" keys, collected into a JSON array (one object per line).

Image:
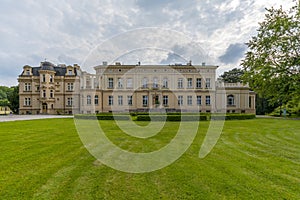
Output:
[
  {"xmin": 270, "ymin": 96, "xmax": 300, "ymax": 116},
  {"xmin": 7, "ymin": 86, "xmax": 19, "ymax": 114},
  {"xmin": 255, "ymin": 95, "xmax": 280, "ymax": 115},
  {"xmin": 0, "ymin": 86, "xmax": 19, "ymax": 113},
  {"xmin": 219, "ymin": 68, "xmax": 244, "ymax": 83},
  {"xmin": 0, "ymin": 99, "xmax": 9, "ymax": 107},
  {"xmin": 209, "ymin": 114, "xmax": 256, "ymax": 120},
  {"xmin": 0, "ymin": 119, "xmax": 300, "ymax": 199},
  {"xmin": 75, "ymin": 114, "xmax": 130, "ymax": 120},
  {"xmin": 136, "ymin": 114, "xmax": 255, "ymax": 121},
  {"xmin": 241, "ymin": 2, "xmax": 300, "ymax": 106},
  {"xmin": 136, "ymin": 115, "xmax": 207, "ymax": 121},
  {"xmin": 0, "ymin": 86, "xmax": 10, "ymax": 100}
]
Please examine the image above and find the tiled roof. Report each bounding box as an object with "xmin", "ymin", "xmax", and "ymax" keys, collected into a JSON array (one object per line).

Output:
[{"xmin": 31, "ymin": 66, "xmax": 67, "ymax": 76}]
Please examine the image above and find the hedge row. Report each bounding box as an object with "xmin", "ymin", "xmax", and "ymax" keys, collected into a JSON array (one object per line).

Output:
[
  {"xmin": 136, "ymin": 115, "xmax": 207, "ymax": 121},
  {"xmin": 209, "ymin": 114, "xmax": 256, "ymax": 120},
  {"xmin": 75, "ymin": 115, "xmax": 130, "ymax": 120},
  {"xmin": 75, "ymin": 113, "xmax": 255, "ymax": 121},
  {"xmin": 136, "ymin": 114, "xmax": 256, "ymax": 121},
  {"xmin": 130, "ymin": 112, "xmax": 206, "ymax": 116}
]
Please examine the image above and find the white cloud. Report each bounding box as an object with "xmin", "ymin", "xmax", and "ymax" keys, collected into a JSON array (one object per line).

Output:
[{"xmin": 0, "ymin": 0, "xmax": 296, "ymax": 85}]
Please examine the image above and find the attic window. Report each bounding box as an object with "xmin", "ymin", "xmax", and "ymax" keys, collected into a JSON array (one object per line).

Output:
[
  {"xmin": 68, "ymin": 70, "xmax": 72, "ymax": 75},
  {"xmin": 26, "ymin": 70, "xmax": 30, "ymax": 75}
]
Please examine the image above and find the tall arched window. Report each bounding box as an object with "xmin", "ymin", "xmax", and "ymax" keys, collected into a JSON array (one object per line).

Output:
[{"xmin": 227, "ymin": 95, "xmax": 235, "ymax": 106}]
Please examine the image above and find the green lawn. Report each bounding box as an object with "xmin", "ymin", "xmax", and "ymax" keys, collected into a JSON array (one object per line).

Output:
[{"xmin": 0, "ymin": 118, "xmax": 299, "ymax": 199}]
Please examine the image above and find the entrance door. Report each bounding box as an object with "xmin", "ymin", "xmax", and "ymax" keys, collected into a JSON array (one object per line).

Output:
[
  {"xmin": 153, "ymin": 95, "xmax": 159, "ymax": 107},
  {"xmin": 42, "ymin": 103, "xmax": 48, "ymax": 114}
]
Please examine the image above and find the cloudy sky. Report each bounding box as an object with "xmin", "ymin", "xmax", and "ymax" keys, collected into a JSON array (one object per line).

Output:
[{"xmin": 0, "ymin": 0, "xmax": 294, "ymax": 86}]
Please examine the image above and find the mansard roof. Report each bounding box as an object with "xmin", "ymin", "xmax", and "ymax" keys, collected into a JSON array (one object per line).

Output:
[{"xmin": 23, "ymin": 61, "xmax": 78, "ymax": 76}]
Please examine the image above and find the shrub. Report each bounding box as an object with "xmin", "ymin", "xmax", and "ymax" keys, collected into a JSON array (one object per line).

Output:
[
  {"xmin": 136, "ymin": 115, "xmax": 207, "ymax": 121},
  {"xmin": 210, "ymin": 114, "xmax": 256, "ymax": 120},
  {"xmin": 75, "ymin": 114, "xmax": 130, "ymax": 120}
]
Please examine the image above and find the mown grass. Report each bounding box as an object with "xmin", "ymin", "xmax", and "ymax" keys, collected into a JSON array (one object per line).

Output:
[{"xmin": 0, "ymin": 118, "xmax": 299, "ymax": 199}]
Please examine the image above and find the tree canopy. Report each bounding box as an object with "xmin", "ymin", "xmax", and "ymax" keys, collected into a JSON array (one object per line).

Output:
[
  {"xmin": 0, "ymin": 85, "xmax": 19, "ymax": 113},
  {"xmin": 7, "ymin": 86, "xmax": 19, "ymax": 114},
  {"xmin": 241, "ymin": 1, "xmax": 300, "ymax": 106},
  {"xmin": 219, "ymin": 68, "xmax": 244, "ymax": 83}
]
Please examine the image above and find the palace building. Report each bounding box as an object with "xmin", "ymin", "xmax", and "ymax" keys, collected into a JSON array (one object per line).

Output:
[{"xmin": 18, "ymin": 61, "xmax": 255, "ymax": 114}]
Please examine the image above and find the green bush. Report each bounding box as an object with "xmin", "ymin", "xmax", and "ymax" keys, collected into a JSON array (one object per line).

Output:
[
  {"xmin": 75, "ymin": 113, "xmax": 255, "ymax": 121},
  {"xmin": 210, "ymin": 114, "xmax": 256, "ymax": 120},
  {"xmin": 136, "ymin": 115, "xmax": 207, "ymax": 121},
  {"xmin": 75, "ymin": 114, "xmax": 130, "ymax": 120}
]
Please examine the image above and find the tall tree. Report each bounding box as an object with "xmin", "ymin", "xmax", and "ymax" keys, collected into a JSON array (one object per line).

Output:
[
  {"xmin": 219, "ymin": 68, "xmax": 244, "ymax": 83},
  {"xmin": 0, "ymin": 86, "xmax": 9, "ymax": 100},
  {"xmin": 241, "ymin": 2, "xmax": 300, "ymax": 106},
  {"xmin": 7, "ymin": 86, "xmax": 19, "ymax": 114}
]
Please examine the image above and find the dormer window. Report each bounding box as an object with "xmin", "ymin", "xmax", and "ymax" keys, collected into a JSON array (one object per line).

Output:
[
  {"xmin": 68, "ymin": 70, "xmax": 73, "ymax": 75},
  {"xmin": 26, "ymin": 70, "xmax": 30, "ymax": 75}
]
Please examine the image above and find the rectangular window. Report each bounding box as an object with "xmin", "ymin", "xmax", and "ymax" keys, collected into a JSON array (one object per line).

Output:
[
  {"xmin": 178, "ymin": 95, "xmax": 183, "ymax": 105},
  {"xmin": 205, "ymin": 78, "xmax": 211, "ymax": 88},
  {"xmin": 249, "ymin": 96, "xmax": 252, "ymax": 108},
  {"xmin": 86, "ymin": 78, "xmax": 91, "ymax": 88},
  {"xmin": 108, "ymin": 78, "xmax": 114, "ymax": 88},
  {"xmin": 108, "ymin": 96, "xmax": 114, "ymax": 105},
  {"xmin": 163, "ymin": 78, "xmax": 168, "ymax": 88},
  {"xmin": 50, "ymin": 90, "xmax": 54, "ymax": 98},
  {"xmin": 24, "ymin": 98, "xmax": 31, "ymax": 106},
  {"xmin": 197, "ymin": 96, "xmax": 202, "ymax": 105},
  {"xmin": 127, "ymin": 78, "xmax": 133, "ymax": 88},
  {"xmin": 42, "ymin": 74, "xmax": 46, "ymax": 82},
  {"xmin": 187, "ymin": 96, "xmax": 192, "ymax": 105},
  {"xmin": 67, "ymin": 83, "xmax": 74, "ymax": 91},
  {"xmin": 87, "ymin": 95, "xmax": 92, "ymax": 105},
  {"xmin": 43, "ymin": 90, "xmax": 46, "ymax": 98},
  {"xmin": 127, "ymin": 95, "xmax": 133, "ymax": 106},
  {"xmin": 67, "ymin": 98, "xmax": 73, "ymax": 106},
  {"xmin": 163, "ymin": 95, "xmax": 168, "ymax": 106},
  {"xmin": 142, "ymin": 95, "xmax": 148, "ymax": 106},
  {"xmin": 95, "ymin": 95, "xmax": 99, "ymax": 105},
  {"xmin": 206, "ymin": 95, "xmax": 211, "ymax": 105},
  {"xmin": 118, "ymin": 96, "xmax": 123, "ymax": 105},
  {"xmin": 68, "ymin": 70, "xmax": 73, "ymax": 75},
  {"xmin": 117, "ymin": 78, "xmax": 123, "ymax": 88},
  {"xmin": 196, "ymin": 78, "xmax": 202, "ymax": 88},
  {"xmin": 187, "ymin": 78, "xmax": 193, "ymax": 88},
  {"xmin": 153, "ymin": 77, "xmax": 158, "ymax": 88},
  {"xmin": 142, "ymin": 78, "xmax": 148, "ymax": 88},
  {"xmin": 26, "ymin": 70, "xmax": 30, "ymax": 75},
  {"xmin": 178, "ymin": 78, "xmax": 183, "ymax": 88},
  {"xmin": 50, "ymin": 75, "xmax": 53, "ymax": 83},
  {"xmin": 24, "ymin": 83, "xmax": 31, "ymax": 91}
]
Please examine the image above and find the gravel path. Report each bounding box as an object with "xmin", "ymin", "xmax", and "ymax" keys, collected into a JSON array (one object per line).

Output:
[{"xmin": 0, "ymin": 115, "xmax": 73, "ymax": 122}]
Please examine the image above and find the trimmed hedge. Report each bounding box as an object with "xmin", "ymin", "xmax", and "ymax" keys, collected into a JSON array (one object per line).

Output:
[
  {"xmin": 75, "ymin": 114, "xmax": 130, "ymax": 120},
  {"xmin": 136, "ymin": 115, "xmax": 207, "ymax": 121},
  {"xmin": 75, "ymin": 113, "xmax": 255, "ymax": 121},
  {"xmin": 136, "ymin": 114, "xmax": 255, "ymax": 121},
  {"xmin": 210, "ymin": 114, "xmax": 256, "ymax": 120},
  {"xmin": 130, "ymin": 112, "xmax": 203, "ymax": 116}
]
